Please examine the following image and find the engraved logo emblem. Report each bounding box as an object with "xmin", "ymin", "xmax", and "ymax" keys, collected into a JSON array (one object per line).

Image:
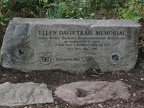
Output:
[
  {"xmin": 108, "ymin": 51, "xmax": 123, "ymax": 65},
  {"xmin": 12, "ymin": 45, "xmax": 34, "ymax": 60},
  {"xmin": 39, "ymin": 52, "xmax": 51, "ymax": 65}
]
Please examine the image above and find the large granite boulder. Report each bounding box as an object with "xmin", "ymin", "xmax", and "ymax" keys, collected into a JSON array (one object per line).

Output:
[{"xmin": 1, "ymin": 18, "xmax": 141, "ymax": 72}]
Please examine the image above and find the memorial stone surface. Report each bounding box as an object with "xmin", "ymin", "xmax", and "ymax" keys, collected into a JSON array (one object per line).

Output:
[{"xmin": 1, "ymin": 18, "xmax": 141, "ymax": 72}]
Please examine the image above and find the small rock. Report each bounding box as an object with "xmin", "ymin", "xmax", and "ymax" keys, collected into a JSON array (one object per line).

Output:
[
  {"xmin": 54, "ymin": 101, "xmax": 59, "ymax": 105},
  {"xmin": 117, "ymin": 104, "xmax": 120, "ymax": 107},
  {"xmin": 133, "ymin": 90, "xmax": 144, "ymax": 102},
  {"xmin": 25, "ymin": 75, "xmax": 29, "ymax": 77},
  {"xmin": 139, "ymin": 63, "xmax": 144, "ymax": 68},
  {"xmin": 0, "ymin": 82, "xmax": 54, "ymax": 106},
  {"xmin": 55, "ymin": 81, "xmax": 130, "ymax": 106},
  {"xmin": 133, "ymin": 93, "xmax": 136, "ymax": 97},
  {"xmin": 98, "ymin": 103, "xmax": 103, "ymax": 108}
]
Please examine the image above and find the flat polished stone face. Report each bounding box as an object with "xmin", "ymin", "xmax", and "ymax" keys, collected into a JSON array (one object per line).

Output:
[{"xmin": 1, "ymin": 18, "xmax": 141, "ymax": 72}]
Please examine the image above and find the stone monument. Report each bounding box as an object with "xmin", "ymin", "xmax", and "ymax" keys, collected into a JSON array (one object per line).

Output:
[{"xmin": 1, "ymin": 18, "xmax": 141, "ymax": 72}]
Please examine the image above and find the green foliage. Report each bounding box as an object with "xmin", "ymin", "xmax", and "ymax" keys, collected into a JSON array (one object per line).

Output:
[
  {"xmin": 46, "ymin": 0, "xmax": 95, "ymax": 19},
  {"xmin": 120, "ymin": 0, "xmax": 144, "ymax": 22},
  {"xmin": 2, "ymin": 0, "xmax": 9, "ymax": 8},
  {"xmin": 0, "ymin": 0, "xmax": 10, "ymax": 27},
  {"xmin": 43, "ymin": 0, "xmax": 48, "ymax": 3},
  {"xmin": 0, "ymin": 12, "xmax": 3, "ymax": 19},
  {"xmin": 96, "ymin": 0, "xmax": 123, "ymax": 10}
]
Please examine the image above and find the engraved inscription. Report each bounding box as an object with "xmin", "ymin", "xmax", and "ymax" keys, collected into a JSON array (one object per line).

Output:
[
  {"xmin": 37, "ymin": 29, "xmax": 129, "ymax": 52},
  {"xmin": 56, "ymin": 57, "xmax": 81, "ymax": 61},
  {"xmin": 36, "ymin": 27, "xmax": 130, "ymax": 66}
]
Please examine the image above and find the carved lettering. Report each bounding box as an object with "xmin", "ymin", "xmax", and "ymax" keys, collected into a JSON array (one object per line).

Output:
[{"xmin": 37, "ymin": 30, "xmax": 128, "ymax": 51}]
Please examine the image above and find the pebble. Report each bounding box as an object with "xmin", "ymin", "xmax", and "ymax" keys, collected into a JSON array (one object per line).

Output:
[
  {"xmin": 98, "ymin": 103, "xmax": 103, "ymax": 108},
  {"xmin": 117, "ymin": 104, "xmax": 120, "ymax": 107},
  {"xmin": 133, "ymin": 93, "xmax": 136, "ymax": 97},
  {"xmin": 54, "ymin": 101, "xmax": 59, "ymax": 105},
  {"xmin": 25, "ymin": 75, "xmax": 29, "ymax": 77},
  {"xmin": 139, "ymin": 63, "xmax": 144, "ymax": 68}
]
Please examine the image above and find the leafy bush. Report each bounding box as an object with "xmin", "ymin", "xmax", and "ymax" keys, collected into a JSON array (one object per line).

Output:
[
  {"xmin": 120, "ymin": 0, "xmax": 144, "ymax": 22},
  {"xmin": 46, "ymin": 0, "xmax": 95, "ymax": 19},
  {"xmin": 96, "ymin": 0, "xmax": 124, "ymax": 10}
]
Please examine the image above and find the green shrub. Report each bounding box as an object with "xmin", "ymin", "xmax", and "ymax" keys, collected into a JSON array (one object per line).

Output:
[
  {"xmin": 96, "ymin": 0, "xmax": 123, "ymax": 10},
  {"xmin": 120, "ymin": 0, "xmax": 144, "ymax": 22},
  {"xmin": 46, "ymin": 0, "xmax": 95, "ymax": 19}
]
